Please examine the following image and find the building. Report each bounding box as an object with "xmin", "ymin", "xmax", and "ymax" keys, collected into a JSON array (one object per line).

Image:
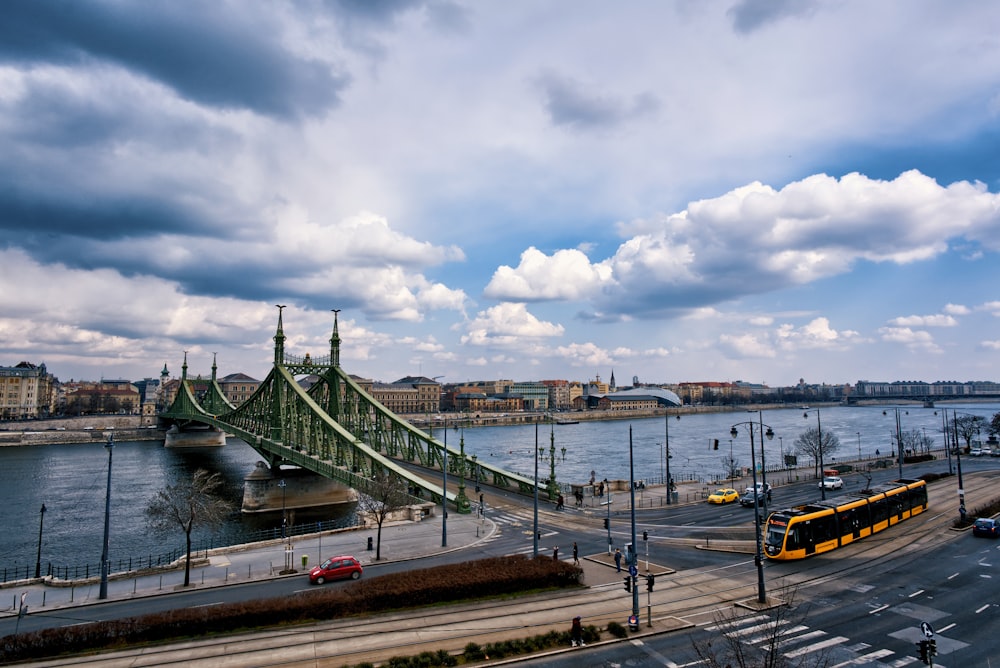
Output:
[
  {"xmin": 62, "ymin": 381, "xmax": 141, "ymax": 415},
  {"xmin": 369, "ymin": 376, "xmax": 441, "ymax": 415},
  {"xmin": 540, "ymin": 379, "xmax": 571, "ymax": 410},
  {"xmin": 0, "ymin": 362, "xmax": 54, "ymax": 419},
  {"xmin": 218, "ymin": 372, "xmax": 262, "ymax": 406}
]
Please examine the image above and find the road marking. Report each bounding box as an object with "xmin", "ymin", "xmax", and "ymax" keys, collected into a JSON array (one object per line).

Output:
[
  {"xmin": 783, "ymin": 635, "xmax": 849, "ymax": 658},
  {"xmin": 947, "ymin": 572, "xmax": 959, "ymax": 580},
  {"xmin": 869, "ymin": 604, "xmax": 890, "ymax": 614},
  {"xmin": 908, "ymin": 589, "xmax": 924, "ymax": 598},
  {"xmin": 776, "ymin": 629, "xmax": 827, "ymax": 649},
  {"xmin": 937, "ymin": 622, "xmax": 956, "ymax": 633},
  {"xmin": 975, "ymin": 603, "xmax": 990, "ymax": 613},
  {"xmin": 630, "ymin": 638, "xmax": 678, "ymax": 666},
  {"xmin": 830, "ymin": 648, "xmax": 895, "ymax": 667}
]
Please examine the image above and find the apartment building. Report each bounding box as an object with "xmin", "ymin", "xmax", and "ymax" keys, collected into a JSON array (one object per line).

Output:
[{"xmin": 0, "ymin": 362, "xmax": 54, "ymax": 419}]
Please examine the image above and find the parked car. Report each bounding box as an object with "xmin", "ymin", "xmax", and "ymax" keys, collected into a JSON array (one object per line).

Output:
[
  {"xmin": 819, "ymin": 476, "xmax": 843, "ymax": 490},
  {"xmin": 969, "ymin": 448, "xmax": 986, "ymax": 457},
  {"xmin": 707, "ymin": 488, "xmax": 739, "ymax": 504},
  {"xmin": 739, "ymin": 490, "xmax": 767, "ymax": 507},
  {"xmin": 972, "ymin": 518, "xmax": 1000, "ymax": 538},
  {"xmin": 308, "ymin": 555, "xmax": 363, "ymax": 584}
]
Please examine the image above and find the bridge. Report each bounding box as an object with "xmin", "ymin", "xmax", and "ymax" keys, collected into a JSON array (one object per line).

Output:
[{"xmin": 159, "ymin": 308, "xmax": 539, "ymax": 513}]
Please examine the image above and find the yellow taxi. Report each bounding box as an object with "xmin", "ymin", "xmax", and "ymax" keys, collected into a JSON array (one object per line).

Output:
[{"xmin": 707, "ymin": 487, "xmax": 739, "ymax": 504}]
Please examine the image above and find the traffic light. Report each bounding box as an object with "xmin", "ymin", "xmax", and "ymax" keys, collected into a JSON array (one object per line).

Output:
[
  {"xmin": 917, "ymin": 640, "xmax": 929, "ymax": 665},
  {"xmin": 623, "ymin": 576, "xmax": 632, "ymax": 592},
  {"xmin": 604, "ymin": 517, "xmax": 609, "ymax": 530},
  {"xmin": 928, "ymin": 639, "xmax": 937, "ymax": 660},
  {"xmin": 642, "ymin": 530, "xmax": 648, "ymax": 541},
  {"xmin": 646, "ymin": 574, "xmax": 655, "ymax": 591},
  {"xmin": 713, "ymin": 439, "xmax": 719, "ymax": 450}
]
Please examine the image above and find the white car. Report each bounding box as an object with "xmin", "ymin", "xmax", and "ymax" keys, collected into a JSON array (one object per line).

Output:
[{"xmin": 819, "ymin": 476, "xmax": 843, "ymax": 490}]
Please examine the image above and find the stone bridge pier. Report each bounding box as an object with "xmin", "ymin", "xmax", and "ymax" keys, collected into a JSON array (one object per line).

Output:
[{"xmin": 242, "ymin": 461, "xmax": 358, "ymax": 516}]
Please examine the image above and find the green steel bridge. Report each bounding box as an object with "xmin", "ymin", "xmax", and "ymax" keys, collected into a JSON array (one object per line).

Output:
[{"xmin": 159, "ymin": 309, "xmax": 542, "ymax": 513}]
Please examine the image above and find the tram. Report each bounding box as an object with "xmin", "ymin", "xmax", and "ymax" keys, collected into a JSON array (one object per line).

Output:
[{"xmin": 764, "ymin": 478, "xmax": 928, "ymax": 560}]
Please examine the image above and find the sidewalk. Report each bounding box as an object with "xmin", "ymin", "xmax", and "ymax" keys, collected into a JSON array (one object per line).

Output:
[{"xmin": 1, "ymin": 511, "xmax": 495, "ymax": 616}]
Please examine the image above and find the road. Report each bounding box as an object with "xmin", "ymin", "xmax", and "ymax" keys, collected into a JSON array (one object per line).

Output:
[{"xmin": 3, "ymin": 458, "xmax": 998, "ymax": 666}]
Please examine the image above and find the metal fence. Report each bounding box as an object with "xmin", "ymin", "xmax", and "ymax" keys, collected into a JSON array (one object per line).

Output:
[{"xmin": 2, "ymin": 514, "xmax": 362, "ymax": 584}]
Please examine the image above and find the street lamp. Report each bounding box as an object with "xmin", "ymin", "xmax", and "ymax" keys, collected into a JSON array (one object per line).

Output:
[
  {"xmin": 98, "ymin": 433, "xmax": 114, "ymax": 600},
  {"xmin": 730, "ymin": 420, "xmax": 774, "ymax": 604},
  {"xmin": 665, "ymin": 413, "xmax": 680, "ymax": 504},
  {"xmin": 278, "ymin": 479, "xmax": 287, "ymax": 539},
  {"xmin": 857, "ymin": 432, "xmax": 861, "ymax": 463},
  {"xmin": 442, "ymin": 419, "xmax": 449, "ymax": 547},
  {"xmin": 532, "ymin": 420, "xmax": 539, "ymax": 557},
  {"xmin": 34, "ymin": 503, "xmax": 46, "ymax": 579}
]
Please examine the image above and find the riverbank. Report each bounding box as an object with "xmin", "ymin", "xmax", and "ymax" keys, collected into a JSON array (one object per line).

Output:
[{"xmin": 0, "ymin": 415, "xmax": 163, "ymax": 446}]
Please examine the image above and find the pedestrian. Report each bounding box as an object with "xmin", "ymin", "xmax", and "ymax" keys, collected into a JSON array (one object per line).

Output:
[
  {"xmin": 614, "ymin": 547, "xmax": 622, "ymax": 572},
  {"xmin": 572, "ymin": 541, "xmax": 579, "ymax": 565},
  {"xmin": 570, "ymin": 615, "xmax": 584, "ymax": 647},
  {"xmin": 556, "ymin": 493, "xmax": 564, "ymax": 510},
  {"xmin": 553, "ymin": 546, "xmax": 559, "ymax": 561}
]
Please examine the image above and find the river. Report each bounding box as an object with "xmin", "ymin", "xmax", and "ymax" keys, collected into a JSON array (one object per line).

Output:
[{"xmin": 1, "ymin": 402, "xmax": 996, "ymax": 576}]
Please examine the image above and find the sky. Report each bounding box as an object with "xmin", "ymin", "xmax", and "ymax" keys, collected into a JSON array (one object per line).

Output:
[{"xmin": 2, "ymin": 1, "xmax": 1000, "ymax": 389}]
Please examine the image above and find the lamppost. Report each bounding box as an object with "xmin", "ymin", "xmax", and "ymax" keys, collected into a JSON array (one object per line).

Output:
[
  {"xmin": 628, "ymin": 427, "xmax": 639, "ymax": 624},
  {"xmin": 532, "ymin": 420, "xmax": 539, "ymax": 557},
  {"xmin": 34, "ymin": 503, "xmax": 46, "ymax": 579},
  {"xmin": 665, "ymin": 413, "xmax": 679, "ymax": 504},
  {"xmin": 442, "ymin": 419, "xmax": 448, "ymax": 547},
  {"xmin": 803, "ymin": 409, "xmax": 826, "ymax": 500},
  {"xmin": 98, "ymin": 433, "xmax": 114, "ymax": 600},
  {"xmin": 730, "ymin": 420, "xmax": 774, "ymax": 604},
  {"xmin": 278, "ymin": 479, "xmax": 287, "ymax": 538},
  {"xmin": 940, "ymin": 410, "xmax": 954, "ymax": 475},
  {"xmin": 857, "ymin": 432, "xmax": 861, "ymax": 463}
]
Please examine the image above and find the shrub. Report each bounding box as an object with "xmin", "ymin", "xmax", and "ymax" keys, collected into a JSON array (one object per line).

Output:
[{"xmin": 606, "ymin": 620, "xmax": 628, "ymax": 638}]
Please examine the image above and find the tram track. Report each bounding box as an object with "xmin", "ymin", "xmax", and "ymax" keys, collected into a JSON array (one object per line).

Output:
[{"xmin": 20, "ymin": 471, "xmax": 997, "ymax": 667}]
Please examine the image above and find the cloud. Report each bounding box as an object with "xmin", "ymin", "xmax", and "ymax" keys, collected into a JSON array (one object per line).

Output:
[
  {"xmin": 887, "ymin": 314, "xmax": 958, "ymax": 327},
  {"xmin": 718, "ymin": 333, "xmax": 776, "ymax": 359},
  {"xmin": 776, "ymin": 317, "xmax": 861, "ymax": 350},
  {"xmin": 535, "ymin": 70, "xmax": 660, "ymax": 130},
  {"xmin": 877, "ymin": 326, "xmax": 941, "ymax": 353},
  {"xmin": 0, "ymin": 0, "xmax": 350, "ymax": 119},
  {"xmin": 728, "ymin": 0, "xmax": 823, "ymax": 34},
  {"xmin": 486, "ymin": 171, "xmax": 1000, "ymax": 318},
  {"xmin": 943, "ymin": 304, "xmax": 970, "ymax": 316},
  {"xmin": 460, "ymin": 303, "xmax": 565, "ymax": 347}
]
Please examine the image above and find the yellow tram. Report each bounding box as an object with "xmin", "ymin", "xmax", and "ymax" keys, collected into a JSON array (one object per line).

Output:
[{"xmin": 764, "ymin": 478, "xmax": 928, "ymax": 560}]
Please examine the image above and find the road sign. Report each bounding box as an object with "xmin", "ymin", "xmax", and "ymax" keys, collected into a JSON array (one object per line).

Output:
[
  {"xmin": 629, "ymin": 564, "xmax": 638, "ymax": 577},
  {"xmin": 920, "ymin": 621, "xmax": 934, "ymax": 638}
]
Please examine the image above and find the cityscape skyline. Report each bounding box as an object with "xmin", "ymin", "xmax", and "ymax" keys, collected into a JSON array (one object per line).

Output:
[{"xmin": 2, "ymin": 3, "xmax": 1000, "ymax": 387}]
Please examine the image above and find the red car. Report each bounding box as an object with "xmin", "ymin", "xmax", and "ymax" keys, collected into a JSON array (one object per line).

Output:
[{"xmin": 308, "ymin": 555, "xmax": 363, "ymax": 584}]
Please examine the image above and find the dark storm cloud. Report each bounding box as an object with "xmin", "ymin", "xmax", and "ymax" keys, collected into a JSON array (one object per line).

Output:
[
  {"xmin": 536, "ymin": 72, "xmax": 659, "ymax": 130},
  {"xmin": 0, "ymin": 0, "xmax": 348, "ymax": 119},
  {"xmin": 0, "ymin": 186, "xmax": 209, "ymax": 245},
  {"xmin": 727, "ymin": 0, "xmax": 821, "ymax": 34}
]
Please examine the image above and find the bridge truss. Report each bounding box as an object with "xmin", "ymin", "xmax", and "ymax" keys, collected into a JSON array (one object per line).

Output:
[{"xmin": 160, "ymin": 310, "xmax": 539, "ymax": 512}]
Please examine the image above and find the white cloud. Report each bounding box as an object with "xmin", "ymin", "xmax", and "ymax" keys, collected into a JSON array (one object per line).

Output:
[
  {"xmin": 887, "ymin": 314, "xmax": 958, "ymax": 327},
  {"xmin": 460, "ymin": 303, "xmax": 565, "ymax": 347},
  {"xmin": 718, "ymin": 333, "xmax": 776, "ymax": 359},
  {"xmin": 943, "ymin": 303, "xmax": 970, "ymax": 316},
  {"xmin": 484, "ymin": 247, "xmax": 612, "ymax": 301},
  {"xmin": 877, "ymin": 327, "xmax": 941, "ymax": 353}
]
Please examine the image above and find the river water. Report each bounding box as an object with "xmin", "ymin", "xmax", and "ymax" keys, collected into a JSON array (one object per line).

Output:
[{"xmin": 1, "ymin": 402, "xmax": 996, "ymax": 575}]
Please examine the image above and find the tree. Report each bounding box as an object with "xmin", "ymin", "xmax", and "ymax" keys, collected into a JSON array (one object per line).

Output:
[
  {"xmin": 356, "ymin": 470, "xmax": 411, "ymax": 561},
  {"xmin": 990, "ymin": 411, "xmax": 1000, "ymax": 439},
  {"xmin": 690, "ymin": 588, "xmax": 830, "ymax": 668},
  {"xmin": 951, "ymin": 414, "xmax": 985, "ymax": 452},
  {"xmin": 145, "ymin": 469, "xmax": 233, "ymax": 587},
  {"xmin": 898, "ymin": 429, "xmax": 932, "ymax": 456},
  {"xmin": 794, "ymin": 427, "xmax": 841, "ymax": 480}
]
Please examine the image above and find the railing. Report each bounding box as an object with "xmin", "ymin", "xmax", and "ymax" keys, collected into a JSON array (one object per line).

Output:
[{"xmin": 1, "ymin": 515, "xmax": 362, "ymax": 584}]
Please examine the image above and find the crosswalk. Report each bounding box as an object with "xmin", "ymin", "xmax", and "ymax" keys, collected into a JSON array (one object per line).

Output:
[
  {"xmin": 481, "ymin": 510, "xmax": 565, "ymax": 557},
  {"xmin": 702, "ymin": 614, "xmax": 937, "ymax": 667}
]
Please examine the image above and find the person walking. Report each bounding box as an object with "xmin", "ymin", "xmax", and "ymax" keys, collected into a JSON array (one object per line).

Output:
[
  {"xmin": 553, "ymin": 546, "xmax": 559, "ymax": 561},
  {"xmin": 614, "ymin": 547, "xmax": 622, "ymax": 572},
  {"xmin": 570, "ymin": 616, "xmax": 584, "ymax": 647},
  {"xmin": 572, "ymin": 541, "xmax": 579, "ymax": 565}
]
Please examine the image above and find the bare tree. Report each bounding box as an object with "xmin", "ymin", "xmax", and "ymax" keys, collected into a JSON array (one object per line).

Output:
[
  {"xmin": 356, "ymin": 470, "xmax": 411, "ymax": 561},
  {"xmin": 145, "ymin": 469, "xmax": 233, "ymax": 586},
  {"xmin": 794, "ymin": 427, "xmax": 841, "ymax": 480},
  {"xmin": 690, "ymin": 589, "xmax": 830, "ymax": 668},
  {"xmin": 951, "ymin": 414, "xmax": 984, "ymax": 452}
]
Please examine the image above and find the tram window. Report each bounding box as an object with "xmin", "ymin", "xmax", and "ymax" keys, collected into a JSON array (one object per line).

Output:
[
  {"xmin": 839, "ymin": 509, "xmax": 859, "ymax": 537},
  {"xmin": 786, "ymin": 525, "xmax": 800, "ymax": 551},
  {"xmin": 871, "ymin": 499, "xmax": 888, "ymax": 525},
  {"xmin": 814, "ymin": 515, "xmax": 836, "ymax": 543},
  {"xmin": 913, "ymin": 486, "xmax": 927, "ymax": 507}
]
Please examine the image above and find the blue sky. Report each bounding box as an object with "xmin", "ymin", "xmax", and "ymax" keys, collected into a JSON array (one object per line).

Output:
[{"xmin": 2, "ymin": 0, "xmax": 1000, "ymax": 388}]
